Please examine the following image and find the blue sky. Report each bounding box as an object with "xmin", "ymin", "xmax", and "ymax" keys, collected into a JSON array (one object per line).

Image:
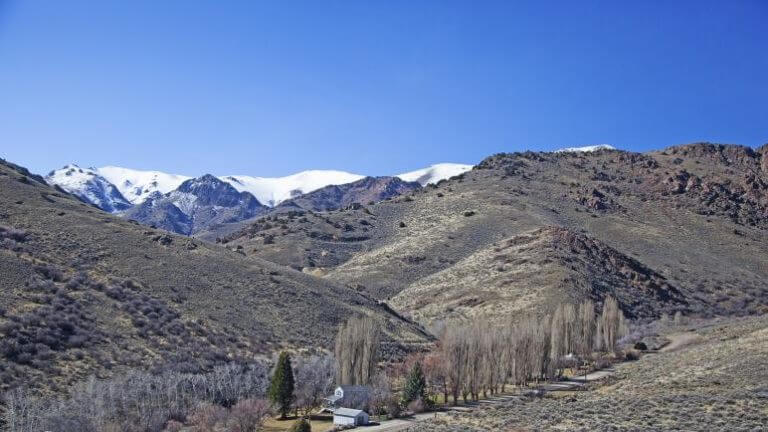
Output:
[{"xmin": 1, "ymin": 1, "xmax": 766, "ymax": 177}]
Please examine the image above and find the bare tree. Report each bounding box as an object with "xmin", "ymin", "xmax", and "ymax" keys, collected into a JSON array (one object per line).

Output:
[
  {"xmin": 601, "ymin": 296, "xmax": 623, "ymax": 351},
  {"xmin": 294, "ymin": 353, "xmax": 335, "ymax": 416},
  {"xmin": 577, "ymin": 300, "xmax": 596, "ymax": 357},
  {"xmin": 422, "ymin": 352, "xmax": 448, "ymax": 404},
  {"xmin": 594, "ymin": 319, "xmax": 604, "ymax": 352},
  {"xmin": 439, "ymin": 324, "xmax": 467, "ymax": 405},
  {"xmin": 369, "ymin": 371, "xmax": 394, "ymax": 417},
  {"xmin": 549, "ymin": 304, "xmax": 567, "ymax": 376},
  {"xmin": 334, "ymin": 316, "xmax": 382, "ymax": 385}
]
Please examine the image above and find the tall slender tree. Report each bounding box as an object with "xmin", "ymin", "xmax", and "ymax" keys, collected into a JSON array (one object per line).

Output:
[
  {"xmin": 268, "ymin": 352, "xmax": 295, "ymax": 419},
  {"xmin": 334, "ymin": 316, "xmax": 381, "ymax": 385}
]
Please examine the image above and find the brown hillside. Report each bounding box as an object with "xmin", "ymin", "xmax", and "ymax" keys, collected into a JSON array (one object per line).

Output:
[
  {"xmin": 223, "ymin": 143, "xmax": 768, "ymax": 323},
  {"xmin": 0, "ymin": 159, "xmax": 429, "ymax": 395}
]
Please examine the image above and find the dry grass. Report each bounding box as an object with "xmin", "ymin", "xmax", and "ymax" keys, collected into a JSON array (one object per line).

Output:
[{"xmin": 408, "ymin": 315, "xmax": 768, "ymax": 431}]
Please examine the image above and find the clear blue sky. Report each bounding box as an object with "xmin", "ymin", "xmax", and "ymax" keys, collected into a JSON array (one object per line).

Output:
[{"xmin": 1, "ymin": 0, "xmax": 766, "ymax": 177}]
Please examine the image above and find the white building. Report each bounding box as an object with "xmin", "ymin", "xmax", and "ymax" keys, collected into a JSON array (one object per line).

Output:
[
  {"xmin": 323, "ymin": 385, "xmax": 372, "ymax": 410},
  {"xmin": 333, "ymin": 407, "xmax": 370, "ymax": 426}
]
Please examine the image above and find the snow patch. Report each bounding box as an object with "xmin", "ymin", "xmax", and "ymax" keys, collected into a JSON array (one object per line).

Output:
[
  {"xmin": 221, "ymin": 170, "xmax": 365, "ymax": 207},
  {"xmin": 396, "ymin": 163, "xmax": 474, "ymax": 186},
  {"xmin": 97, "ymin": 166, "xmax": 191, "ymax": 204},
  {"xmin": 555, "ymin": 144, "xmax": 617, "ymax": 153}
]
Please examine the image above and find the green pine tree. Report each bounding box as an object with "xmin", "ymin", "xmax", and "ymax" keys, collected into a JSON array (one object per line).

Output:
[
  {"xmin": 269, "ymin": 351, "xmax": 296, "ymax": 418},
  {"xmin": 401, "ymin": 361, "xmax": 429, "ymax": 406}
]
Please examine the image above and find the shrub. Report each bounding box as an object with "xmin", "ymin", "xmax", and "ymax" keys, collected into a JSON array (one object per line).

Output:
[
  {"xmin": 289, "ymin": 418, "xmax": 312, "ymax": 432},
  {"xmin": 407, "ymin": 398, "xmax": 427, "ymax": 414},
  {"xmin": 189, "ymin": 402, "xmax": 228, "ymax": 432},
  {"xmin": 163, "ymin": 420, "xmax": 184, "ymax": 432},
  {"xmin": 229, "ymin": 398, "xmax": 271, "ymax": 432}
]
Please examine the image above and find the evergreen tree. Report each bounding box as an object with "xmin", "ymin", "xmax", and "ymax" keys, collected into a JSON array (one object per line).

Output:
[
  {"xmin": 401, "ymin": 361, "xmax": 429, "ymax": 406},
  {"xmin": 269, "ymin": 351, "xmax": 296, "ymax": 419}
]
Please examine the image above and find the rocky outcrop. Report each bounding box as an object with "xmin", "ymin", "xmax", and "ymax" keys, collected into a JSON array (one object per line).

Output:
[{"xmin": 278, "ymin": 176, "xmax": 421, "ymax": 211}]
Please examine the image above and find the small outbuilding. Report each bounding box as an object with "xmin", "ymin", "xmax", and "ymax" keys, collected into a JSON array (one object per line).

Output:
[{"xmin": 333, "ymin": 408, "xmax": 369, "ymax": 426}]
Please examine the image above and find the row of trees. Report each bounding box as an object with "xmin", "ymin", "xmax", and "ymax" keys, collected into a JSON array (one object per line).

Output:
[{"xmin": 432, "ymin": 296, "xmax": 628, "ymax": 404}]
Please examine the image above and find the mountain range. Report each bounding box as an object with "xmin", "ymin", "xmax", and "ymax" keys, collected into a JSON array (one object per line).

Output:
[
  {"xmin": 6, "ymin": 141, "xmax": 767, "ymax": 396},
  {"xmin": 45, "ymin": 163, "xmax": 473, "ymax": 235}
]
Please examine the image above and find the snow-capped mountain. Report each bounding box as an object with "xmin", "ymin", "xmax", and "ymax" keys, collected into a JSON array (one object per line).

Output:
[
  {"xmin": 396, "ymin": 163, "xmax": 474, "ymax": 186},
  {"xmin": 123, "ymin": 175, "xmax": 267, "ymax": 235},
  {"xmin": 45, "ymin": 165, "xmax": 132, "ymax": 213},
  {"xmin": 221, "ymin": 170, "xmax": 365, "ymax": 207},
  {"xmin": 97, "ymin": 166, "xmax": 191, "ymax": 204},
  {"xmin": 555, "ymin": 144, "xmax": 617, "ymax": 153}
]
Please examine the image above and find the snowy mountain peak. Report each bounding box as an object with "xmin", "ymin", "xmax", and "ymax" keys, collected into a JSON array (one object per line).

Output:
[
  {"xmin": 555, "ymin": 144, "xmax": 617, "ymax": 153},
  {"xmin": 396, "ymin": 163, "xmax": 474, "ymax": 186},
  {"xmin": 45, "ymin": 165, "xmax": 132, "ymax": 213},
  {"xmin": 221, "ymin": 170, "xmax": 365, "ymax": 207},
  {"xmin": 97, "ymin": 166, "xmax": 191, "ymax": 204}
]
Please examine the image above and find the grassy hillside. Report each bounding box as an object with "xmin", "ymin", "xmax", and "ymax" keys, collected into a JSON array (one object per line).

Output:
[
  {"xmin": 0, "ymin": 159, "xmax": 429, "ymax": 395},
  {"xmin": 222, "ymin": 143, "xmax": 768, "ymax": 325},
  {"xmin": 409, "ymin": 314, "xmax": 768, "ymax": 431}
]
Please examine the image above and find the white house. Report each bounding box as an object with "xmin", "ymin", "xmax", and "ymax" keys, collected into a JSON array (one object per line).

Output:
[
  {"xmin": 333, "ymin": 407, "xmax": 370, "ymax": 426},
  {"xmin": 323, "ymin": 385, "xmax": 372, "ymax": 410}
]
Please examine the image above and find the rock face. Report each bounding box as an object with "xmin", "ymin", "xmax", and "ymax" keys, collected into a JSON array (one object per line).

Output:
[
  {"xmin": 123, "ymin": 175, "xmax": 268, "ymax": 235},
  {"xmin": 45, "ymin": 165, "xmax": 132, "ymax": 213},
  {"xmin": 279, "ymin": 176, "xmax": 422, "ymax": 211},
  {"xmin": 758, "ymin": 143, "xmax": 768, "ymax": 173}
]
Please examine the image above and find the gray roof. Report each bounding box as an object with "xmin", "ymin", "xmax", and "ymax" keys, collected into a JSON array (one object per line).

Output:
[
  {"xmin": 338, "ymin": 385, "xmax": 371, "ymax": 392},
  {"xmin": 334, "ymin": 408, "xmax": 367, "ymax": 417}
]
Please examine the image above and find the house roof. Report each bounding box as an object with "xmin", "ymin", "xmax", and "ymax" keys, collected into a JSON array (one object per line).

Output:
[
  {"xmin": 337, "ymin": 385, "xmax": 371, "ymax": 392},
  {"xmin": 334, "ymin": 408, "xmax": 367, "ymax": 417}
]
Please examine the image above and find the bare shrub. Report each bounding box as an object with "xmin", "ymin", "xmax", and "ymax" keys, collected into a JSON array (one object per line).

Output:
[
  {"xmin": 163, "ymin": 420, "xmax": 184, "ymax": 432},
  {"xmin": 189, "ymin": 402, "xmax": 228, "ymax": 432},
  {"xmin": 407, "ymin": 398, "xmax": 427, "ymax": 414},
  {"xmin": 228, "ymin": 398, "xmax": 271, "ymax": 432}
]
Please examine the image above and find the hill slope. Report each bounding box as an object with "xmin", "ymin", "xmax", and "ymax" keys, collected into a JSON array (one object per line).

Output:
[
  {"xmin": 0, "ymin": 159, "xmax": 428, "ymax": 395},
  {"xmin": 224, "ymin": 143, "xmax": 768, "ymax": 324}
]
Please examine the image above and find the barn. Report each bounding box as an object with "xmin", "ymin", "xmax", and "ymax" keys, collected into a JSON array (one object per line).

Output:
[{"xmin": 333, "ymin": 408, "xmax": 369, "ymax": 426}]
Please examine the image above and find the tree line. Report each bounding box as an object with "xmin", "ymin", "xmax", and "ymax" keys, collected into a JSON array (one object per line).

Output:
[
  {"xmin": 430, "ymin": 296, "xmax": 627, "ymax": 404},
  {"xmin": 1, "ymin": 299, "xmax": 630, "ymax": 431}
]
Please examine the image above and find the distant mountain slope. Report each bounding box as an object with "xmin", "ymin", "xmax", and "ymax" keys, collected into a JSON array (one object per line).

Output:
[
  {"xmin": 277, "ymin": 176, "xmax": 422, "ymax": 212},
  {"xmin": 396, "ymin": 163, "xmax": 473, "ymax": 186},
  {"xmin": 122, "ymin": 175, "xmax": 268, "ymax": 235},
  {"xmin": 222, "ymin": 170, "xmax": 365, "ymax": 207},
  {"xmin": 98, "ymin": 165, "xmax": 191, "ymax": 204},
  {"xmin": 555, "ymin": 144, "xmax": 616, "ymax": 152},
  {"xmin": 45, "ymin": 165, "xmax": 132, "ymax": 212},
  {"xmin": 0, "ymin": 158, "xmax": 429, "ymax": 394},
  {"xmin": 224, "ymin": 143, "xmax": 768, "ymax": 325}
]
